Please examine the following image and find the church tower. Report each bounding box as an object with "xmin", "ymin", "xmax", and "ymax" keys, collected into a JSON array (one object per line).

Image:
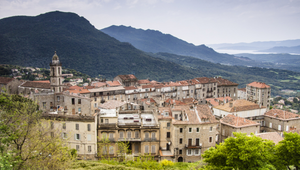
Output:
[{"xmin": 50, "ymin": 52, "xmax": 63, "ymax": 93}]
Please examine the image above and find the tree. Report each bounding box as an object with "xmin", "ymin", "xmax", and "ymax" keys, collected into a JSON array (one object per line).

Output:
[
  {"xmin": 202, "ymin": 132, "xmax": 276, "ymax": 170},
  {"xmin": 275, "ymin": 132, "xmax": 300, "ymax": 170},
  {"xmin": 0, "ymin": 93, "xmax": 73, "ymax": 170}
]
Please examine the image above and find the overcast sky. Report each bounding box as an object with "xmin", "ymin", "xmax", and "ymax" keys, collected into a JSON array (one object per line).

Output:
[{"xmin": 0, "ymin": 0, "xmax": 299, "ymax": 45}]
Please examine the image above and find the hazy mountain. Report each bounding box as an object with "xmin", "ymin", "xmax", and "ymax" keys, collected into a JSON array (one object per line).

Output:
[
  {"xmin": 101, "ymin": 25, "xmax": 257, "ymax": 66},
  {"xmin": 0, "ymin": 11, "xmax": 205, "ymax": 81},
  {"xmin": 208, "ymin": 39, "xmax": 300, "ymax": 51},
  {"xmin": 260, "ymin": 45, "xmax": 300, "ymax": 54}
]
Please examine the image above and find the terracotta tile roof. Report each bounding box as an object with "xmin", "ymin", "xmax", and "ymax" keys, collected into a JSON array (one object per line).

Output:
[
  {"xmin": 68, "ymin": 85, "xmax": 83, "ymax": 90},
  {"xmin": 238, "ymin": 88, "xmax": 246, "ymax": 92},
  {"xmin": 83, "ymin": 86, "xmax": 95, "ymax": 89},
  {"xmin": 21, "ymin": 81, "xmax": 50, "ymax": 89},
  {"xmin": 221, "ymin": 114, "xmax": 259, "ymax": 127},
  {"xmin": 172, "ymin": 105, "xmax": 218, "ymax": 125},
  {"xmin": 212, "ymin": 77, "xmax": 238, "ymax": 86},
  {"xmin": 142, "ymin": 85, "xmax": 154, "ymax": 89},
  {"xmin": 67, "ymin": 89, "xmax": 90, "ymax": 94},
  {"xmin": 138, "ymin": 79, "xmax": 150, "ymax": 84},
  {"xmin": 256, "ymin": 132, "xmax": 283, "ymax": 144},
  {"xmin": 205, "ymin": 98, "xmax": 219, "ymax": 106},
  {"xmin": 214, "ymin": 99, "xmax": 263, "ymax": 112},
  {"xmin": 264, "ymin": 109, "xmax": 300, "ymax": 120},
  {"xmin": 33, "ymin": 80, "xmax": 50, "ymax": 83},
  {"xmin": 106, "ymin": 81, "xmax": 122, "ymax": 87},
  {"xmin": 248, "ymin": 81, "xmax": 270, "ymax": 88},
  {"xmin": 164, "ymin": 82, "xmax": 182, "ymax": 87},
  {"xmin": 117, "ymin": 74, "xmax": 137, "ymax": 81},
  {"xmin": 182, "ymin": 98, "xmax": 198, "ymax": 104},
  {"xmin": 0, "ymin": 77, "xmax": 14, "ymax": 84},
  {"xmin": 216, "ymin": 96, "xmax": 233, "ymax": 102},
  {"xmin": 178, "ymin": 80, "xmax": 190, "ymax": 86},
  {"xmin": 91, "ymin": 82, "xmax": 106, "ymax": 87},
  {"xmin": 125, "ymin": 86, "xmax": 138, "ymax": 90},
  {"xmin": 192, "ymin": 77, "xmax": 218, "ymax": 84},
  {"xmin": 165, "ymin": 99, "xmax": 186, "ymax": 105},
  {"xmin": 139, "ymin": 98, "xmax": 156, "ymax": 105},
  {"xmin": 98, "ymin": 100, "xmax": 127, "ymax": 109}
]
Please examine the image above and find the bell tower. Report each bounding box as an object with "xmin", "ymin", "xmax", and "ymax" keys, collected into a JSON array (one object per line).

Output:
[{"xmin": 50, "ymin": 51, "xmax": 63, "ymax": 93}]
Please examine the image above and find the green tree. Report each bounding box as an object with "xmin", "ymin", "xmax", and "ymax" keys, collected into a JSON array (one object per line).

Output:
[
  {"xmin": 0, "ymin": 93, "xmax": 73, "ymax": 169},
  {"xmin": 275, "ymin": 132, "xmax": 300, "ymax": 170},
  {"xmin": 202, "ymin": 132, "xmax": 276, "ymax": 170}
]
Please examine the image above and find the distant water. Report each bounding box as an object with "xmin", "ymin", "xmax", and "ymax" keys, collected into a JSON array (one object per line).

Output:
[
  {"xmin": 214, "ymin": 49, "xmax": 276, "ymax": 55},
  {"xmin": 214, "ymin": 49, "xmax": 300, "ymax": 55}
]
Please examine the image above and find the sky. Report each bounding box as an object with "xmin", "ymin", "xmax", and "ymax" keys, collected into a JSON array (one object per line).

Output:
[{"xmin": 0, "ymin": 0, "xmax": 300, "ymax": 45}]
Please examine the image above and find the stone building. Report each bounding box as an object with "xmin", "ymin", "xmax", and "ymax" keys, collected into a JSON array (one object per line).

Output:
[
  {"xmin": 262, "ymin": 109, "xmax": 300, "ymax": 133},
  {"xmin": 213, "ymin": 77, "xmax": 238, "ymax": 100},
  {"xmin": 114, "ymin": 74, "xmax": 138, "ymax": 87},
  {"xmin": 96, "ymin": 100, "xmax": 160, "ymax": 159},
  {"xmin": 220, "ymin": 114, "xmax": 260, "ymax": 142},
  {"xmin": 246, "ymin": 82, "xmax": 271, "ymax": 109},
  {"xmin": 0, "ymin": 77, "xmax": 22, "ymax": 94},
  {"xmin": 50, "ymin": 52, "xmax": 64, "ymax": 93},
  {"xmin": 238, "ymin": 88, "xmax": 247, "ymax": 100},
  {"xmin": 42, "ymin": 114, "xmax": 97, "ymax": 160},
  {"xmin": 158, "ymin": 104, "xmax": 218, "ymax": 162}
]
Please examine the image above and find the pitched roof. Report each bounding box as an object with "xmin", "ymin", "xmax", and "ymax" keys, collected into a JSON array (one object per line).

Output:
[
  {"xmin": 182, "ymin": 98, "xmax": 198, "ymax": 104},
  {"xmin": 142, "ymin": 85, "xmax": 154, "ymax": 89},
  {"xmin": 91, "ymin": 82, "xmax": 106, "ymax": 87},
  {"xmin": 98, "ymin": 100, "xmax": 127, "ymax": 109},
  {"xmin": 213, "ymin": 77, "xmax": 238, "ymax": 86},
  {"xmin": 68, "ymin": 85, "xmax": 83, "ymax": 90},
  {"xmin": 256, "ymin": 132, "xmax": 283, "ymax": 144},
  {"xmin": 165, "ymin": 98, "xmax": 186, "ymax": 105},
  {"xmin": 124, "ymin": 86, "xmax": 138, "ymax": 90},
  {"xmin": 214, "ymin": 99, "xmax": 263, "ymax": 112},
  {"xmin": 21, "ymin": 81, "xmax": 51, "ymax": 89},
  {"xmin": 67, "ymin": 89, "xmax": 90, "ymax": 94},
  {"xmin": 221, "ymin": 114, "xmax": 259, "ymax": 127},
  {"xmin": 117, "ymin": 74, "xmax": 137, "ymax": 81},
  {"xmin": 264, "ymin": 109, "xmax": 300, "ymax": 120},
  {"xmin": 139, "ymin": 98, "xmax": 156, "ymax": 105},
  {"xmin": 192, "ymin": 77, "xmax": 218, "ymax": 84},
  {"xmin": 33, "ymin": 80, "xmax": 50, "ymax": 83},
  {"xmin": 248, "ymin": 82, "xmax": 270, "ymax": 88},
  {"xmin": 106, "ymin": 81, "xmax": 122, "ymax": 87},
  {"xmin": 138, "ymin": 79, "xmax": 150, "ymax": 84},
  {"xmin": 0, "ymin": 77, "xmax": 14, "ymax": 84}
]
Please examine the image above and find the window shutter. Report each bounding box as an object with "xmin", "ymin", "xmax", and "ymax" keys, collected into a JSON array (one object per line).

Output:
[
  {"xmin": 286, "ymin": 125, "xmax": 289, "ymax": 131},
  {"xmin": 74, "ymin": 134, "xmax": 76, "ymax": 140}
]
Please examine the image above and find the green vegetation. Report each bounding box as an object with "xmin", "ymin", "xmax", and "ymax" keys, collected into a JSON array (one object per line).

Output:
[
  {"xmin": 0, "ymin": 93, "xmax": 74, "ymax": 169},
  {"xmin": 201, "ymin": 132, "xmax": 300, "ymax": 170}
]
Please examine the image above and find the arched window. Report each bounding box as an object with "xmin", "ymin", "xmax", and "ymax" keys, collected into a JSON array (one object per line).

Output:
[{"xmin": 52, "ymin": 68, "xmax": 55, "ymax": 76}]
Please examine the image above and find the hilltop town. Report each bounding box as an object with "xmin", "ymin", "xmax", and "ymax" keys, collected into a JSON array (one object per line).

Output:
[{"xmin": 1, "ymin": 52, "xmax": 299, "ymax": 163}]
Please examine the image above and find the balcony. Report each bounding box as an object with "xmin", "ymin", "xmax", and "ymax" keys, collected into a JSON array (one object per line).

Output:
[
  {"xmin": 185, "ymin": 144, "xmax": 202, "ymax": 149},
  {"xmin": 98, "ymin": 123, "xmax": 116, "ymax": 128},
  {"xmin": 143, "ymin": 138, "xmax": 158, "ymax": 142},
  {"xmin": 118, "ymin": 137, "xmax": 141, "ymax": 142}
]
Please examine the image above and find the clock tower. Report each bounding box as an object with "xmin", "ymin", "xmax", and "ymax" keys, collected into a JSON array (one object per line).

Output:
[{"xmin": 50, "ymin": 52, "xmax": 63, "ymax": 93}]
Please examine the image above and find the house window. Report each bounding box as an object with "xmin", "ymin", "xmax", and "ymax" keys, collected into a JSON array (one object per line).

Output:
[
  {"xmin": 167, "ymin": 132, "xmax": 170, "ymax": 138},
  {"xmin": 72, "ymin": 98, "xmax": 75, "ymax": 105},
  {"xmin": 87, "ymin": 124, "xmax": 91, "ymax": 131},
  {"xmin": 269, "ymin": 123, "xmax": 272, "ymax": 128},
  {"xmin": 151, "ymin": 145, "xmax": 156, "ymax": 153},
  {"xmin": 189, "ymin": 127, "xmax": 192, "ymax": 133},
  {"xmin": 94, "ymin": 98, "xmax": 97, "ymax": 101},
  {"xmin": 179, "ymin": 149, "xmax": 182, "ymax": 154},
  {"xmin": 196, "ymin": 127, "xmax": 200, "ymax": 132},
  {"xmin": 167, "ymin": 122, "xmax": 170, "ymax": 127},
  {"xmin": 120, "ymin": 132, "xmax": 124, "ymax": 138},
  {"xmin": 109, "ymin": 133, "xmax": 113, "ymax": 139},
  {"xmin": 180, "ymin": 138, "xmax": 182, "ymax": 144},
  {"xmin": 109, "ymin": 146, "xmax": 114, "ymax": 154},
  {"xmin": 78, "ymin": 99, "xmax": 81, "ymax": 104},
  {"xmin": 145, "ymin": 145, "xmax": 149, "ymax": 153},
  {"xmin": 180, "ymin": 128, "xmax": 183, "ymax": 133},
  {"xmin": 209, "ymin": 137, "xmax": 212, "ymax": 143},
  {"xmin": 187, "ymin": 149, "xmax": 192, "ymax": 156},
  {"xmin": 145, "ymin": 132, "xmax": 149, "ymax": 139},
  {"xmin": 196, "ymin": 138, "xmax": 200, "ymax": 146},
  {"xmin": 278, "ymin": 125, "xmax": 281, "ymax": 131},
  {"xmin": 127, "ymin": 131, "xmax": 131, "ymax": 138},
  {"xmin": 105, "ymin": 119, "xmax": 109, "ymax": 123},
  {"xmin": 94, "ymin": 103, "xmax": 97, "ymax": 108},
  {"xmin": 286, "ymin": 125, "xmax": 289, "ymax": 131},
  {"xmin": 88, "ymin": 146, "xmax": 92, "ymax": 153},
  {"xmin": 135, "ymin": 131, "xmax": 139, "ymax": 138},
  {"xmin": 210, "ymin": 126, "xmax": 213, "ymax": 132},
  {"xmin": 63, "ymin": 132, "xmax": 67, "ymax": 139},
  {"xmin": 75, "ymin": 124, "xmax": 79, "ymax": 130},
  {"xmin": 195, "ymin": 149, "xmax": 200, "ymax": 155},
  {"xmin": 43, "ymin": 102, "xmax": 46, "ymax": 109},
  {"xmin": 62, "ymin": 123, "xmax": 66, "ymax": 129},
  {"xmin": 87, "ymin": 134, "xmax": 91, "ymax": 141},
  {"xmin": 151, "ymin": 132, "xmax": 155, "ymax": 139},
  {"xmin": 57, "ymin": 96, "xmax": 60, "ymax": 102},
  {"xmin": 175, "ymin": 114, "xmax": 178, "ymax": 120},
  {"xmin": 76, "ymin": 145, "xmax": 80, "ymax": 151},
  {"xmin": 78, "ymin": 107, "xmax": 81, "ymax": 112},
  {"xmin": 75, "ymin": 134, "xmax": 80, "ymax": 140}
]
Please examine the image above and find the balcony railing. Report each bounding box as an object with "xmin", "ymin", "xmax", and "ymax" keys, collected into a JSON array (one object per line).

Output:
[{"xmin": 185, "ymin": 144, "xmax": 202, "ymax": 149}]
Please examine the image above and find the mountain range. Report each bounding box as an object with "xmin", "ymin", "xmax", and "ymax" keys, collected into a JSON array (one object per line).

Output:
[{"xmin": 0, "ymin": 11, "xmax": 300, "ymax": 96}]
